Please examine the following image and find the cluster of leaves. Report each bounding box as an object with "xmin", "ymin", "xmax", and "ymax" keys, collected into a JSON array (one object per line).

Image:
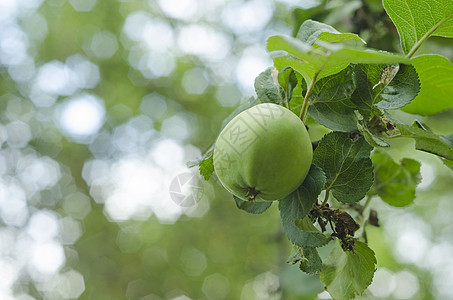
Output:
[{"xmin": 195, "ymin": 0, "xmax": 453, "ymax": 299}]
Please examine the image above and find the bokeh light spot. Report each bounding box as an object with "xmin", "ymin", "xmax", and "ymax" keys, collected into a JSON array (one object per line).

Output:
[
  {"xmin": 8, "ymin": 57, "xmax": 35, "ymax": 83},
  {"xmin": 222, "ymin": 0, "xmax": 273, "ymax": 34},
  {"xmin": 26, "ymin": 210, "xmax": 59, "ymax": 242},
  {"xmin": 0, "ymin": 182, "xmax": 28, "ymax": 227},
  {"xmin": 368, "ymin": 268, "xmax": 396, "ymax": 298},
  {"xmin": 142, "ymin": 18, "xmax": 174, "ymax": 51},
  {"xmin": 418, "ymin": 161, "xmax": 434, "ymax": 189},
  {"xmin": 90, "ymin": 30, "xmax": 118, "ymax": 59},
  {"xmin": 57, "ymin": 270, "xmax": 85, "ymax": 298},
  {"xmin": 62, "ymin": 192, "xmax": 92, "ymax": 220},
  {"xmin": 216, "ymin": 85, "xmax": 241, "ymax": 107},
  {"xmin": 151, "ymin": 138, "xmax": 185, "ymax": 169},
  {"xmin": 177, "ymin": 24, "xmax": 231, "ymax": 61},
  {"xmin": 30, "ymin": 242, "xmax": 65, "ymax": 276},
  {"xmin": 116, "ymin": 228, "xmax": 143, "ymax": 253},
  {"xmin": 36, "ymin": 60, "xmax": 78, "ymax": 96},
  {"xmin": 236, "ymin": 46, "xmax": 272, "ymax": 95},
  {"xmin": 182, "ymin": 68, "xmax": 209, "ymax": 95},
  {"xmin": 140, "ymin": 93, "xmax": 168, "ymax": 120},
  {"xmin": 202, "ymin": 273, "xmax": 230, "ymax": 300},
  {"xmin": 69, "ymin": 0, "xmax": 97, "ymax": 12},
  {"xmin": 157, "ymin": 0, "xmax": 198, "ymax": 21},
  {"xmin": 5, "ymin": 120, "xmax": 32, "ymax": 148},
  {"xmin": 18, "ymin": 156, "xmax": 61, "ymax": 191},
  {"xmin": 122, "ymin": 10, "xmax": 151, "ymax": 42},
  {"xmin": 392, "ymin": 270, "xmax": 419, "ymax": 299},
  {"xmin": 56, "ymin": 94, "xmax": 106, "ymax": 142},
  {"xmin": 66, "ymin": 54, "xmax": 100, "ymax": 89},
  {"xmin": 161, "ymin": 114, "xmax": 190, "ymax": 141},
  {"xmin": 59, "ymin": 217, "xmax": 83, "ymax": 245},
  {"xmin": 180, "ymin": 247, "xmax": 207, "ymax": 276}
]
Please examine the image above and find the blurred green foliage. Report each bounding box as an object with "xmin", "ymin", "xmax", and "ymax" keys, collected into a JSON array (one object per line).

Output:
[{"xmin": 1, "ymin": 0, "xmax": 453, "ymax": 299}]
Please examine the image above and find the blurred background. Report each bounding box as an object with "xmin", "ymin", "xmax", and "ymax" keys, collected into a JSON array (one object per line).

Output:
[{"xmin": 1, "ymin": 0, "xmax": 453, "ymax": 299}]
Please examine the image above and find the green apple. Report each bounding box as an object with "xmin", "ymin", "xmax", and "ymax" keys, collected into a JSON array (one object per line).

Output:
[{"xmin": 213, "ymin": 103, "xmax": 313, "ymax": 201}]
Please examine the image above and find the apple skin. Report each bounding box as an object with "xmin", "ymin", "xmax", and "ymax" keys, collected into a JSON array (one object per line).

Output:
[{"xmin": 213, "ymin": 103, "xmax": 313, "ymax": 201}]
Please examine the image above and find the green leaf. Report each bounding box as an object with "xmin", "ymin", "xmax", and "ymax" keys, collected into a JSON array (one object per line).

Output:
[
  {"xmin": 292, "ymin": 4, "xmax": 327, "ymax": 37},
  {"xmin": 278, "ymin": 165, "xmax": 330, "ymax": 247},
  {"xmin": 325, "ymin": 47, "xmax": 410, "ymax": 72},
  {"xmin": 274, "ymin": 55, "xmax": 347, "ymax": 88},
  {"xmin": 441, "ymin": 134, "xmax": 453, "ymax": 170},
  {"xmin": 267, "ymin": 36, "xmax": 322, "ymax": 85},
  {"xmin": 308, "ymin": 65, "xmax": 358, "ymax": 132},
  {"xmin": 351, "ymin": 64, "xmax": 420, "ymax": 112},
  {"xmin": 371, "ymin": 150, "xmax": 421, "ymax": 207},
  {"xmin": 294, "ymin": 217, "xmax": 331, "ymax": 247},
  {"xmin": 383, "ymin": 0, "xmax": 453, "ymax": 55},
  {"xmin": 233, "ymin": 196, "xmax": 272, "ymax": 214},
  {"xmin": 295, "ymin": 216, "xmax": 322, "ymax": 232},
  {"xmin": 376, "ymin": 64, "xmax": 420, "ymax": 110},
  {"xmin": 267, "ymin": 35, "xmax": 316, "ymax": 65},
  {"xmin": 254, "ymin": 68, "xmax": 286, "ymax": 105},
  {"xmin": 287, "ymin": 245, "xmax": 303, "ymax": 264},
  {"xmin": 286, "ymin": 245, "xmax": 323, "ymax": 275},
  {"xmin": 313, "ymin": 132, "xmax": 374, "ymax": 203},
  {"xmin": 396, "ymin": 122, "xmax": 453, "ymax": 160},
  {"xmin": 357, "ymin": 119, "xmax": 390, "ymax": 148},
  {"xmin": 268, "ymin": 35, "xmax": 409, "ymax": 85},
  {"xmin": 287, "ymin": 71, "xmax": 306, "ymax": 116},
  {"xmin": 300, "ymin": 246, "xmax": 322, "ymax": 275},
  {"xmin": 320, "ymin": 240, "xmax": 377, "ymax": 300},
  {"xmin": 441, "ymin": 133, "xmax": 453, "ymax": 144},
  {"xmin": 401, "ymin": 55, "xmax": 453, "ymax": 115},
  {"xmin": 281, "ymin": 164, "xmax": 326, "ymax": 218},
  {"xmin": 296, "ymin": 19, "xmax": 365, "ymax": 46},
  {"xmin": 277, "ymin": 67, "xmax": 298, "ymax": 104},
  {"xmin": 199, "ymin": 154, "xmax": 214, "ymax": 180},
  {"xmin": 442, "ymin": 158, "xmax": 453, "ymax": 171},
  {"xmin": 350, "ymin": 64, "xmax": 375, "ymax": 112}
]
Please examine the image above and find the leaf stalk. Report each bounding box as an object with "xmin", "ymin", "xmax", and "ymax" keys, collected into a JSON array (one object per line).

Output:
[
  {"xmin": 300, "ymin": 71, "xmax": 320, "ymax": 123},
  {"xmin": 322, "ymin": 189, "xmax": 330, "ymax": 206},
  {"xmin": 406, "ymin": 13, "xmax": 453, "ymax": 59}
]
